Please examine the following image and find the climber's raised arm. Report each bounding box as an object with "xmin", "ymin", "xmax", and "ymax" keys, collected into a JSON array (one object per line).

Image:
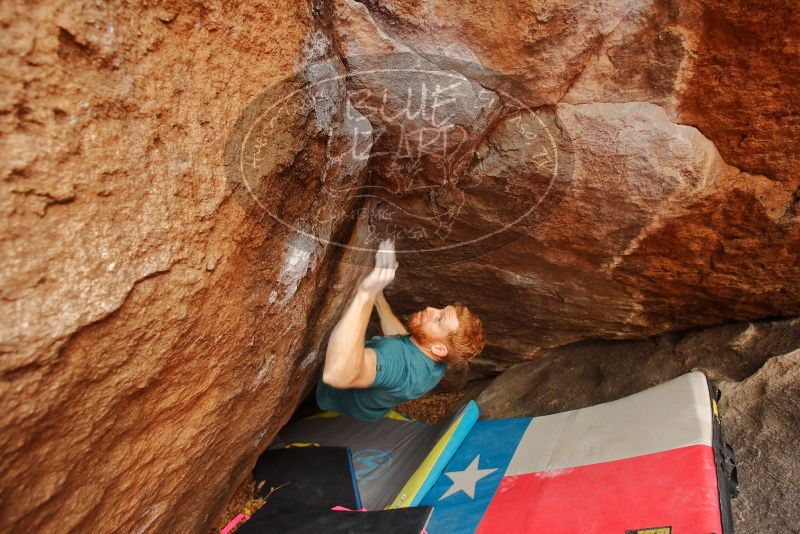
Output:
[
  {"xmin": 316, "ymin": 238, "xmax": 485, "ymax": 422},
  {"xmin": 375, "ymin": 291, "xmax": 408, "ymax": 336},
  {"xmin": 322, "ymin": 239, "xmax": 398, "ymax": 389}
]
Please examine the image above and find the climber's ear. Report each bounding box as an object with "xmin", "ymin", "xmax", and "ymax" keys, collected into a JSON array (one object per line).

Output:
[{"xmin": 431, "ymin": 342, "xmax": 448, "ymax": 358}]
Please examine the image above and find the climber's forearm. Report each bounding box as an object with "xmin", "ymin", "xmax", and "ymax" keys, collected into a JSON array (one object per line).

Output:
[
  {"xmin": 375, "ymin": 291, "xmax": 408, "ymax": 336},
  {"xmin": 322, "ymin": 288, "xmax": 376, "ymax": 387},
  {"xmin": 323, "ymin": 238, "xmax": 396, "ymax": 388}
]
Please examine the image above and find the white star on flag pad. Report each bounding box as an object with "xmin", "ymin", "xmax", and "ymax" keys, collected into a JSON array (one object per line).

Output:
[{"xmin": 439, "ymin": 454, "xmax": 498, "ymax": 500}]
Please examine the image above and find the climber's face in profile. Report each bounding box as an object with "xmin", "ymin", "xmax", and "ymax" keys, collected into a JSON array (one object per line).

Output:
[
  {"xmin": 407, "ymin": 305, "xmax": 459, "ymax": 346},
  {"xmin": 407, "ymin": 302, "xmax": 484, "ymax": 363}
]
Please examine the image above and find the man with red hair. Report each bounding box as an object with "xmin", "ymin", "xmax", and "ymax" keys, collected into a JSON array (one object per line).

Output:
[{"xmin": 317, "ymin": 239, "xmax": 485, "ymax": 421}]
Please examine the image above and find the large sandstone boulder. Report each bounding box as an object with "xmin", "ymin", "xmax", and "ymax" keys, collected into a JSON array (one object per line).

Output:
[
  {"xmin": 2, "ymin": 0, "xmax": 798, "ymax": 532},
  {"xmin": 719, "ymin": 349, "xmax": 800, "ymax": 533},
  {"xmin": 348, "ymin": 0, "xmax": 800, "ymax": 359},
  {"xmin": 352, "ymin": 0, "xmax": 800, "ymax": 184},
  {"xmin": 0, "ymin": 2, "xmax": 370, "ymax": 532},
  {"xmin": 384, "ymin": 99, "xmax": 799, "ymax": 359}
]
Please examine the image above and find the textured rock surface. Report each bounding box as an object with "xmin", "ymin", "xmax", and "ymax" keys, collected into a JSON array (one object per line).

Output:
[
  {"xmin": 350, "ymin": 0, "xmax": 800, "ymax": 360},
  {"xmin": 0, "ymin": 2, "xmax": 369, "ymax": 533},
  {"xmin": 356, "ymin": 0, "xmax": 637, "ymax": 107},
  {"xmin": 719, "ymin": 349, "xmax": 800, "ymax": 533},
  {"xmin": 677, "ymin": 0, "xmax": 800, "ymax": 184},
  {"xmin": 476, "ymin": 317, "xmax": 800, "ymax": 532},
  {"xmin": 2, "ymin": 0, "xmax": 799, "ymax": 532},
  {"xmin": 385, "ymin": 101, "xmax": 799, "ymax": 360}
]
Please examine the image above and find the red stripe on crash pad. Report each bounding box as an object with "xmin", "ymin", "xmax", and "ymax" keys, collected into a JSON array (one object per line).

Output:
[{"xmin": 477, "ymin": 444, "xmax": 723, "ymax": 534}]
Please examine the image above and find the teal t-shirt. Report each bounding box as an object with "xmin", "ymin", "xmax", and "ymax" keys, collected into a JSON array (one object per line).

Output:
[{"xmin": 316, "ymin": 334, "xmax": 446, "ymax": 422}]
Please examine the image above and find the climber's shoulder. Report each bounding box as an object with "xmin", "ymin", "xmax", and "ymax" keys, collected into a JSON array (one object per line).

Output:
[{"xmin": 367, "ymin": 335, "xmax": 444, "ymax": 393}]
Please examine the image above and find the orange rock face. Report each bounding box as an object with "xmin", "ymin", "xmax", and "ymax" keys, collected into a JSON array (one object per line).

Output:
[
  {"xmin": 336, "ymin": 0, "xmax": 799, "ymax": 360},
  {"xmin": 1, "ymin": 0, "xmax": 798, "ymax": 532},
  {"xmin": 0, "ymin": 1, "xmax": 368, "ymax": 532},
  {"xmin": 678, "ymin": 0, "xmax": 800, "ymax": 183}
]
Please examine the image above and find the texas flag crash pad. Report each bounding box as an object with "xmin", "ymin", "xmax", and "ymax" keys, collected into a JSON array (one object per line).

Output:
[{"xmin": 418, "ymin": 372, "xmax": 737, "ymax": 534}]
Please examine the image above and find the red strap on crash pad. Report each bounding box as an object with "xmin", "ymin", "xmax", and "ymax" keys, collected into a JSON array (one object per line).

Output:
[{"xmin": 220, "ymin": 513, "xmax": 250, "ymax": 534}]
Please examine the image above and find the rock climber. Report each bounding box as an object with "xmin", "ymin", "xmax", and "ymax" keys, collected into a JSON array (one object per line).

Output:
[{"xmin": 315, "ymin": 238, "xmax": 485, "ymax": 421}]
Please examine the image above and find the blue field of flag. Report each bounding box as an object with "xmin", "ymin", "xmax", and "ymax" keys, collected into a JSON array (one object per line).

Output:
[{"xmin": 418, "ymin": 418, "xmax": 532, "ymax": 534}]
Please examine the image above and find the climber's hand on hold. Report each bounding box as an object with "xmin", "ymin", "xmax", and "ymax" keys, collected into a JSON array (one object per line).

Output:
[{"xmin": 358, "ymin": 238, "xmax": 398, "ymax": 296}]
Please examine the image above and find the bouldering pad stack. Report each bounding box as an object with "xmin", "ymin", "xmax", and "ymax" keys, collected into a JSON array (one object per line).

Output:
[
  {"xmin": 237, "ymin": 446, "xmax": 433, "ymax": 534},
  {"xmin": 228, "ymin": 372, "xmax": 736, "ymax": 533},
  {"xmin": 269, "ymin": 402, "xmax": 480, "ymax": 510}
]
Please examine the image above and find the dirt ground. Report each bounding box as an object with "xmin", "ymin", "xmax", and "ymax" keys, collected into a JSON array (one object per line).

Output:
[
  {"xmin": 395, "ymin": 391, "xmax": 470, "ymax": 424},
  {"xmin": 209, "ymin": 475, "xmax": 265, "ymax": 533}
]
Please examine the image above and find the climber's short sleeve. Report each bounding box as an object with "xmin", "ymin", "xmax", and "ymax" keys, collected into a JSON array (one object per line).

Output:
[
  {"xmin": 367, "ymin": 335, "xmax": 408, "ymax": 390},
  {"xmin": 316, "ymin": 334, "xmax": 445, "ymax": 422}
]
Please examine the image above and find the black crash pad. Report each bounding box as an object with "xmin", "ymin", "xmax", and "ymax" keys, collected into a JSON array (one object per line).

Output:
[
  {"xmin": 236, "ymin": 503, "xmax": 434, "ymax": 534},
  {"xmin": 253, "ymin": 446, "xmax": 361, "ymax": 510}
]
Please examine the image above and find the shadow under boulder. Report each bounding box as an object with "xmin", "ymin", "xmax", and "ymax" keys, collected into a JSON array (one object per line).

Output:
[{"xmin": 476, "ymin": 316, "xmax": 800, "ymax": 419}]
